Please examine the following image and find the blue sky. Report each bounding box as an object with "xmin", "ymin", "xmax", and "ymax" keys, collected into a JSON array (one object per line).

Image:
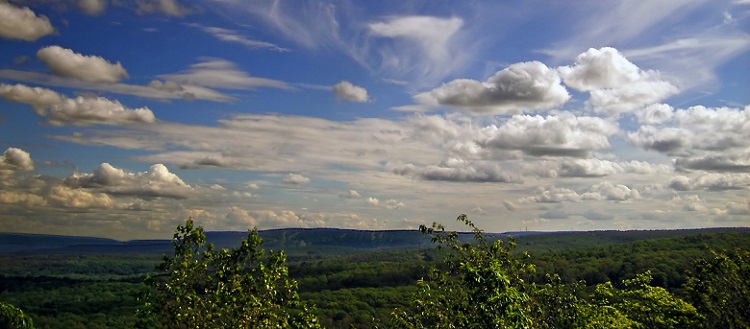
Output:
[{"xmin": 0, "ymin": 0, "xmax": 749, "ymax": 240}]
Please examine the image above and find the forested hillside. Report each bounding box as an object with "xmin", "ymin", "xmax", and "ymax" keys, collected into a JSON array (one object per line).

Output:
[{"xmin": 1, "ymin": 222, "xmax": 748, "ymax": 328}]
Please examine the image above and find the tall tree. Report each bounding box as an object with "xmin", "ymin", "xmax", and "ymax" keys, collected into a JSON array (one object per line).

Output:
[
  {"xmin": 685, "ymin": 249, "xmax": 750, "ymax": 329},
  {"xmin": 137, "ymin": 218, "xmax": 321, "ymax": 329},
  {"xmin": 391, "ymin": 214, "xmax": 535, "ymax": 329}
]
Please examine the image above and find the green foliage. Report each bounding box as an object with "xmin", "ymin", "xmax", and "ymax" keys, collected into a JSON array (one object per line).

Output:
[
  {"xmin": 595, "ymin": 271, "xmax": 701, "ymax": 329},
  {"xmin": 530, "ymin": 274, "xmax": 591, "ymax": 329},
  {"xmin": 389, "ymin": 215, "xmax": 709, "ymax": 329},
  {"xmin": 0, "ymin": 302, "xmax": 35, "ymax": 329},
  {"xmin": 685, "ymin": 249, "xmax": 750, "ymax": 329},
  {"xmin": 137, "ymin": 218, "xmax": 320, "ymax": 329},
  {"xmin": 391, "ymin": 214, "xmax": 536, "ymax": 329}
]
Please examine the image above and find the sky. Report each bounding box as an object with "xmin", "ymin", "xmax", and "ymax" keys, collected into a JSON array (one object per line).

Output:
[{"xmin": 0, "ymin": 0, "xmax": 749, "ymax": 240}]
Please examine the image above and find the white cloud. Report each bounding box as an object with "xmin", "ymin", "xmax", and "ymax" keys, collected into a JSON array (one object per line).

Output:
[
  {"xmin": 520, "ymin": 186, "xmax": 582, "ymax": 203},
  {"xmin": 216, "ymin": 0, "xmax": 341, "ymax": 50},
  {"xmin": 392, "ymin": 159, "xmax": 519, "ymax": 183},
  {"xmin": 0, "ymin": 148, "xmax": 35, "ymax": 176},
  {"xmin": 385, "ymin": 199, "xmax": 405, "ymax": 209},
  {"xmin": 0, "ymin": 3, "xmax": 54, "ymax": 41},
  {"xmin": 210, "ymin": 3, "xmax": 484, "ymax": 86},
  {"xmin": 413, "ymin": 61, "xmax": 570, "ymax": 115},
  {"xmin": 581, "ymin": 182, "xmax": 640, "ymax": 201},
  {"xmin": 369, "ymin": 15, "xmax": 468, "ymax": 85},
  {"xmin": 188, "ymin": 24, "xmax": 287, "ymax": 52},
  {"xmin": 558, "ymin": 47, "xmax": 677, "ymax": 115},
  {"xmin": 65, "ymin": 163, "xmax": 193, "ymax": 199},
  {"xmin": 0, "ymin": 83, "xmax": 155, "ymax": 126},
  {"xmin": 478, "ymin": 114, "xmax": 618, "ymax": 158},
  {"xmin": 37, "ymin": 46, "xmax": 129, "ymax": 83},
  {"xmin": 623, "ymin": 35, "xmax": 750, "ymax": 90},
  {"xmin": 520, "ymin": 182, "xmax": 641, "ymax": 204},
  {"xmin": 332, "ymin": 81, "xmax": 369, "ymax": 102},
  {"xmin": 0, "ymin": 69, "xmax": 232, "ymax": 102},
  {"xmin": 544, "ymin": 1, "xmax": 712, "ymax": 62},
  {"xmin": 363, "ymin": 196, "xmax": 403, "ymax": 209},
  {"xmin": 48, "ymin": 185, "xmax": 115, "ymax": 209},
  {"xmin": 628, "ymin": 105, "xmax": 750, "ymax": 172},
  {"xmin": 136, "ymin": 0, "xmax": 192, "ymax": 16},
  {"xmin": 515, "ymin": 159, "xmax": 673, "ymax": 179},
  {"xmin": 209, "ymin": 184, "xmax": 225, "ymax": 190},
  {"xmin": 77, "ymin": 0, "xmax": 107, "ymax": 15},
  {"xmin": 345, "ymin": 190, "xmax": 361, "ymax": 198},
  {"xmin": 634, "ymin": 103, "xmax": 674, "ymax": 125},
  {"xmin": 281, "ymin": 173, "xmax": 310, "ymax": 185},
  {"xmin": 159, "ymin": 58, "xmax": 291, "ymax": 90},
  {"xmin": 668, "ymin": 173, "xmax": 750, "ymax": 191},
  {"xmin": 560, "ymin": 47, "xmax": 649, "ymax": 91},
  {"xmin": 0, "ymin": 191, "xmax": 46, "ymax": 207}
]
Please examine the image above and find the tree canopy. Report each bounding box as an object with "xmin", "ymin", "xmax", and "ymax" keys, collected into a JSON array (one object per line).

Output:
[{"xmin": 137, "ymin": 218, "xmax": 320, "ymax": 329}]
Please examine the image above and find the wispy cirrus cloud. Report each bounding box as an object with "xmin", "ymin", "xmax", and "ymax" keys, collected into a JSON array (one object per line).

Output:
[
  {"xmin": 158, "ymin": 58, "xmax": 292, "ymax": 90},
  {"xmin": 0, "ymin": 57, "xmax": 291, "ymax": 102},
  {"xmin": 187, "ymin": 23, "xmax": 288, "ymax": 52},
  {"xmin": 207, "ymin": 1, "xmax": 480, "ymax": 86}
]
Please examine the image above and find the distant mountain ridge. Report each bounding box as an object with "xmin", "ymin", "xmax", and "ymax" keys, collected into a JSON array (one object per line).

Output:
[{"xmin": 1, "ymin": 227, "xmax": 748, "ymax": 256}]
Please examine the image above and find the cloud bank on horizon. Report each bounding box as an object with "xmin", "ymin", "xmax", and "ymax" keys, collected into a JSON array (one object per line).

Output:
[{"xmin": 0, "ymin": 0, "xmax": 748, "ymax": 240}]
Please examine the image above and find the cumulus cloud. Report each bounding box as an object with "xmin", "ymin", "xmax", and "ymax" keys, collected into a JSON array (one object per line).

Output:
[
  {"xmin": 159, "ymin": 58, "xmax": 291, "ymax": 90},
  {"xmin": 668, "ymin": 173, "xmax": 750, "ymax": 191},
  {"xmin": 520, "ymin": 186, "xmax": 582, "ymax": 203},
  {"xmin": 364, "ymin": 197, "xmax": 404, "ymax": 209},
  {"xmin": 48, "ymin": 185, "xmax": 115, "ymax": 209},
  {"xmin": 714, "ymin": 201, "xmax": 750, "ymax": 216},
  {"xmin": 516, "ymin": 159, "xmax": 673, "ymax": 179},
  {"xmin": 345, "ymin": 190, "xmax": 361, "ymax": 198},
  {"xmin": 77, "ymin": 0, "xmax": 107, "ymax": 15},
  {"xmin": 478, "ymin": 114, "xmax": 618, "ymax": 158},
  {"xmin": 628, "ymin": 105, "xmax": 750, "ymax": 172},
  {"xmin": 559, "ymin": 47, "xmax": 677, "ymax": 115},
  {"xmin": 0, "ymin": 191, "xmax": 46, "ymax": 207},
  {"xmin": 332, "ymin": 81, "xmax": 370, "ymax": 102},
  {"xmin": 392, "ymin": 158, "xmax": 518, "ymax": 183},
  {"xmin": 0, "ymin": 83, "xmax": 155, "ymax": 125},
  {"xmin": 65, "ymin": 163, "xmax": 192, "ymax": 199},
  {"xmin": 0, "ymin": 3, "xmax": 54, "ymax": 41},
  {"xmin": 413, "ymin": 61, "xmax": 570, "ymax": 114},
  {"xmin": 136, "ymin": 0, "xmax": 193, "ymax": 16},
  {"xmin": 224, "ymin": 208, "xmax": 309, "ymax": 230},
  {"xmin": 521, "ymin": 182, "xmax": 640, "ymax": 204},
  {"xmin": 37, "ymin": 46, "xmax": 129, "ymax": 83},
  {"xmin": 0, "ymin": 148, "xmax": 35, "ymax": 176},
  {"xmin": 582, "ymin": 182, "xmax": 640, "ymax": 201},
  {"xmin": 635, "ymin": 103, "xmax": 674, "ymax": 125},
  {"xmin": 385, "ymin": 199, "xmax": 405, "ymax": 209},
  {"xmin": 281, "ymin": 173, "xmax": 310, "ymax": 185}
]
